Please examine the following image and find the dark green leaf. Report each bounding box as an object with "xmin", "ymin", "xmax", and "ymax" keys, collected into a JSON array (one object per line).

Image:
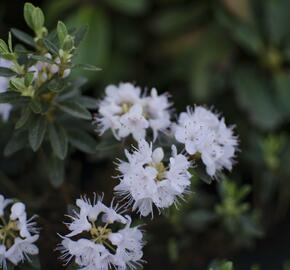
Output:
[
  {"xmin": 48, "ymin": 124, "xmax": 68, "ymax": 160},
  {"xmin": 11, "ymin": 28, "xmax": 35, "ymax": 48},
  {"xmin": 0, "ymin": 92, "xmax": 22, "ymax": 103},
  {"xmin": 30, "ymin": 99, "xmax": 42, "ymax": 114},
  {"xmin": 28, "ymin": 115, "xmax": 47, "ymax": 151},
  {"xmin": 0, "ymin": 67, "xmax": 17, "ymax": 77},
  {"xmin": 74, "ymin": 25, "xmax": 88, "ymax": 47},
  {"xmin": 48, "ymin": 155, "xmax": 65, "ymax": 187},
  {"xmin": 68, "ymin": 130, "xmax": 97, "ymax": 154},
  {"xmin": 4, "ymin": 131, "xmax": 28, "ymax": 156},
  {"xmin": 30, "ymin": 54, "xmax": 54, "ymax": 64},
  {"xmin": 15, "ymin": 107, "xmax": 31, "ymax": 129},
  {"xmin": 43, "ymin": 38, "xmax": 59, "ymax": 55},
  {"xmin": 76, "ymin": 96, "xmax": 98, "ymax": 109},
  {"xmin": 56, "ymin": 100, "xmax": 91, "ymax": 120},
  {"xmin": 233, "ymin": 67, "xmax": 283, "ymax": 129},
  {"xmin": 75, "ymin": 63, "xmax": 101, "ymax": 71}
]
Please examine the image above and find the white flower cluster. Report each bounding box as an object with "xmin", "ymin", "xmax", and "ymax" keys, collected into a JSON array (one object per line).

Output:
[
  {"xmin": 58, "ymin": 196, "xmax": 144, "ymax": 270},
  {"xmin": 0, "ymin": 58, "xmax": 13, "ymax": 122},
  {"xmin": 115, "ymin": 140, "xmax": 191, "ymax": 217},
  {"xmin": 0, "ymin": 195, "xmax": 39, "ymax": 270},
  {"xmin": 94, "ymin": 83, "xmax": 171, "ymax": 141},
  {"xmin": 174, "ymin": 106, "xmax": 238, "ymax": 177}
]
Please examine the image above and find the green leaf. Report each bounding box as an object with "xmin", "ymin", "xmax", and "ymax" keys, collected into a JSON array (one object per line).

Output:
[
  {"xmin": 10, "ymin": 78, "xmax": 26, "ymax": 91},
  {"xmin": 43, "ymin": 38, "xmax": 59, "ymax": 55},
  {"xmin": 57, "ymin": 21, "xmax": 68, "ymax": 47},
  {"xmin": 73, "ymin": 25, "xmax": 88, "ymax": 47},
  {"xmin": 75, "ymin": 63, "xmax": 101, "ymax": 71},
  {"xmin": 4, "ymin": 131, "xmax": 28, "ymax": 156},
  {"xmin": 63, "ymin": 35, "xmax": 74, "ymax": 51},
  {"xmin": 233, "ymin": 67, "xmax": 283, "ymax": 129},
  {"xmin": 30, "ymin": 54, "xmax": 54, "ymax": 64},
  {"xmin": 28, "ymin": 115, "xmax": 47, "ymax": 151},
  {"xmin": 0, "ymin": 92, "xmax": 22, "ymax": 103},
  {"xmin": 274, "ymin": 72, "xmax": 290, "ymax": 116},
  {"xmin": 15, "ymin": 107, "xmax": 31, "ymax": 129},
  {"xmin": 265, "ymin": 0, "xmax": 290, "ymax": 46},
  {"xmin": 48, "ymin": 155, "xmax": 65, "ymax": 187},
  {"xmin": 76, "ymin": 96, "xmax": 98, "ymax": 109},
  {"xmin": 8, "ymin": 32, "xmax": 12, "ymax": 52},
  {"xmin": 24, "ymin": 3, "xmax": 35, "ymax": 30},
  {"xmin": 217, "ymin": 9, "xmax": 264, "ymax": 55},
  {"xmin": 25, "ymin": 72, "xmax": 34, "ymax": 87},
  {"xmin": 47, "ymin": 79, "xmax": 66, "ymax": 93},
  {"xmin": 106, "ymin": 0, "xmax": 148, "ymax": 15},
  {"xmin": 32, "ymin": 7, "xmax": 45, "ymax": 30},
  {"xmin": 48, "ymin": 124, "xmax": 68, "ymax": 160},
  {"xmin": 0, "ymin": 39, "xmax": 9, "ymax": 54},
  {"xmin": 56, "ymin": 100, "xmax": 91, "ymax": 120},
  {"xmin": 68, "ymin": 130, "xmax": 97, "ymax": 154},
  {"xmin": 30, "ymin": 99, "xmax": 42, "ymax": 114},
  {"xmin": 0, "ymin": 67, "xmax": 17, "ymax": 77},
  {"xmin": 11, "ymin": 28, "xmax": 36, "ymax": 48}
]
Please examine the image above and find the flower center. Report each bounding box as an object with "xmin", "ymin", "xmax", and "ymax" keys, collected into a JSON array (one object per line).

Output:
[
  {"xmin": 148, "ymin": 162, "xmax": 166, "ymax": 181},
  {"xmin": 121, "ymin": 102, "xmax": 132, "ymax": 114},
  {"xmin": 0, "ymin": 218, "xmax": 19, "ymax": 248},
  {"xmin": 90, "ymin": 225, "xmax": 111, "ymax": 244},
  {"xmin": 89, "ymin": 222, "xmax": 116, "ymax": 252}
]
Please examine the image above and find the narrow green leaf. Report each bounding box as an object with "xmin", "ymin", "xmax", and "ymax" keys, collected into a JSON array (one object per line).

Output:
[
  {"xmin": 0, "ymin": 92, "xmax": 21, "ymax": 103},
  {"xmin": 10, "ymin": 78, "xmax": 25, "ymax": 91},
  {"xmin": 57, "ymin": 21, "xmax": 68, "ymax": 47},
  {"xmin": 0, "ymin": 67, "xmax": 17, "ymax": 77},
  {"xmin": 24, "ymin": 3, "xmax": 35, "ymax": 30},
  {"xmin": 48, "ymin": 155, "xmax": 65, "ymax": 188},
  {"xmin": 15, "ymin": 107, "xmax": 31, "ymax": 129},
  {"xmin": 25, "ymin": 72, "xmax": 34, "ymax": 87},
  {"xmin": 30, "ymin": 99, "xmax": 42, "ymax": 114},
  {"xmin": 32, "ymin": 7, "xmax": 45, "ymax": 30},
  {"xmin": 11, "ymin": 28, "xmax": 36, "ymax": 47},
  {"xmin": 43, "ymin": 38, "xmax": 59, "ymax": 55},
  {"xmin": 4, "ymin": 131, "xmax": 28, "ymax": 156},
  {"xmin": 76, "ymin": 96, "xmax": 98, "ymax": 109},
  {"xmin": 0, "ymin": 39, "xmax": 9, "ymax": 54},
  {"xmin": 74, "ymin": 25, "xmax": 88, "ymax": 47},
  {"xmin": 48, "ymin": 124, "xmax": 68, "ymax": 160},
  {"xmin": 8, "ymin": 32, "xmax": 12, "ymax": 52},
  {"xmin": 30, "ymin": 54, "xmax": 54, "ymax": 64},
  {"xmin": 56, "ymin": 100, "xmax": 91, "ymax": 120},
  {"xmin": 68, "ymin": 130, "xmax": 97, "ymax": 154},
  {"xmin": 75, "ymin": 63, "xmax": 101, "ymax": 71},
  {"xmin": 28, "ymin": 115, "xmax": 47, "ymax": 151}
]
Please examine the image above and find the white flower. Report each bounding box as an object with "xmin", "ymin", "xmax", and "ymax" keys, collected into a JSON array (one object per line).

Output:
[
  {"xmin": 0, "ymin": 195, "xmax": 12, "ymax": 217},
  {"xmin": 94, "ymin": 83, "xmax": 172, "ymax": 141},
  {"xmin": 143, "ymin": 88, "xmax": 171, "ymax": 141},
  {"xmin": 0, "ymin": 194, "xmax": 39, "ymax": 270},
  {"xmin": 0, "ymin": 58, "xmax": 13, "ymax": 122},
  {"xmin": 174, "ymin": 106, "xmax": 238, "ymax": 177},
  {"xmin": 58, "ymin": 195, "xmax": 144, "ymax": 270},
  {"xmin": 115, "ymin": 139, "xmax": 192, "ymax": 217},
  {"xmin": 5, "ymin": 235, "xmax": 39, "ymax": 265}
]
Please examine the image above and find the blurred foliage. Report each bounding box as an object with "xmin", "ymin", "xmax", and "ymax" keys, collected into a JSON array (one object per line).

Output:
[{"xmin": 0, "ymin": 0, "xmax": 290, "ymax": 269}]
